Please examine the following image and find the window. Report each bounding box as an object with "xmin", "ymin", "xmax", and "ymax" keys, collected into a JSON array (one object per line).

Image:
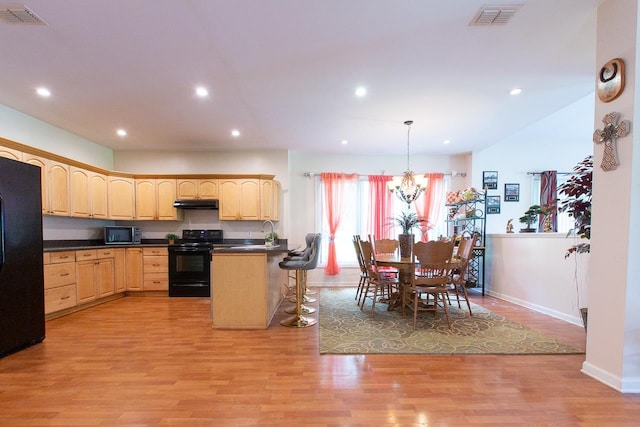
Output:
[
  {"xmin": 315, "ymin": 175, "xmax": 450, "ymax": 266},
  {"xmin": 530, "ymin": 174, "xmax": 571, "ymax": 233}
]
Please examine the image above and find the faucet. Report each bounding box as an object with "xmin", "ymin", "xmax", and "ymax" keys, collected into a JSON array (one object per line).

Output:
[{"xmin": 261, "ymin": 220, "xmax": 275, "ymax": 242}]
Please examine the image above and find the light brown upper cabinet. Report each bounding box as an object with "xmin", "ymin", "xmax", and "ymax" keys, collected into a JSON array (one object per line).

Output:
[
  {"xmin": 108, "ymin": 176, "xmax": 135, "ymax": 220},
  {"xmin": 260, "ymin": 179, "xmax": 281, "ymax": 221},
  {"xmin": 176, "ymin": 179, "xmax": 219, "ymax": 199},
  {"xmin": 70, "ymin": 167, "xmax": 108, "ymax": 219},
  {"xmin": 23, "ymin": 154, "xmax": 70, "ymax": 216},
  {"xmin": 135, "ymin": 178, "xmax": 182, "ymax": 221},
  {"xmin": 219, "ymin": 179, "xmax": 260, "ymax": 220},
  {"xmin": 0, "ymin": 146, "xmax": 22, "ymax": 161}
]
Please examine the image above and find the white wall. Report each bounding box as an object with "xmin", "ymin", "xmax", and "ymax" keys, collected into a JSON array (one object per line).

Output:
[
  {"xmin": 472, "ymin": 94, "xmax": 595, "ymax": 234},
  {"xmin": 0, "ymin": 104, "xmax": 113, "ymax": 168},
  {"xmin": 485, "ymin": 233, "xmax": 589, "ymax": 325}
]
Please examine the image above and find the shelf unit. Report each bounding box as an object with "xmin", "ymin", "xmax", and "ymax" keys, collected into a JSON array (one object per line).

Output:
[{"xmin": 445, "ymin": 194, "xmax": 487, "ymax": 295}]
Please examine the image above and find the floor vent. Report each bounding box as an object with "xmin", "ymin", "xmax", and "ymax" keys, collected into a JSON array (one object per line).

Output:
[
  {"xmin": 0, "ymin": 6, "xmax": 47, "ymax": 25},
  {"xmin": 470, "ymin": 5, "xmax": 521, "ymax": 26}
]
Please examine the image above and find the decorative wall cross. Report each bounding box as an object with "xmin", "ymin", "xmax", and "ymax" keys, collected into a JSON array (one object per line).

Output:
[{"xmin": 593, "ymin": 112, "xmax": 631, "ymax": 171}]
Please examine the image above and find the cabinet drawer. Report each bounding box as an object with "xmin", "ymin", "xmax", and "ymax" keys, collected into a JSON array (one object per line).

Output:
[
  {"xmin": 44, "ymin": 262, "xmax": 76, "ymax": 289},
  {"xmin": 45, "ymin": 284, "xmax": 77, "ymax": 314},
  {"xmin": 76, "ymin": 249, "xmax": 97, "ymax": 261},
  {"xmin": 97, "ymin": 248, "xmax": 115, "ymax": 258},
  {"xmin": 48, "ymin": 251, "xmax": 76, "ymax": 264},
  {"xmin": 143, "ymin": 273, "xmax": 168, "ymax": 290},
  {"xmin": 143, "ymin": 255, "xmax": 167, "ymax": 272},
  {"xmin": 143, "ymin": 247, "xmax": 167, "ymax": 256}
]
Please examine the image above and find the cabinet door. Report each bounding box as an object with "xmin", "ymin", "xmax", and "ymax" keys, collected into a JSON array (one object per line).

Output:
[
  {"xmin": 113, "ymin": 249, "xmax": 126, "ymax": 293},
  {"xmin": 157, "ymin": 179, "xmax": 181, "ymax": 220},
  {"xmin": 0, "ymin": 146, "xmax": 22, "ymax": 161},
  {"xmin": 96, "ymin": 258, "xmax": 115, "ymax": 298},
  {"xmin": 272, "ymin": 180, "xmax": 281, "ymax": 221},
  {"xmin": 70, "ymin": 167, "xmax": 91, "ymax": 217},
  {"xmin": 219, "ymin": 179, "xmax": 240, "ymax": 220},
  {"xmin": 238, "ymin": 179, "xmax": 260, "ymax": 220},
  {"xmin": 108, "ymin": 176, "xmax": 135, "ymax": 219},
  {"xmin": 48, "ymin": 161, "xmax": 70, "ymax": 216},
  {"xmin": 198, "ymin": 179, "xmax": 218, "ymax": 198},
  {"xmin": 76, "ymin": 261, "xmax": 97, "ymax": 304},
  {"xmin": 135, "ymin": 179, "xmax": 156, "ymax": 220},
  {"xmin": 125, "ymin": 248, "xmax": 144, "ymax": 291},
  {"xmin": 89, "ymin": 172, "xmax": 109, "ymax": 219},
  {"xmin": 260, "ymin": 180, "xmax": 273, "ymax": 220},
  {"xmin": 176, "ymin": 179, "xmax": 198, "ymax": 199},
  {"xmin": 23, "ymin": 154, "xmax": 48, "ymax": 214}
]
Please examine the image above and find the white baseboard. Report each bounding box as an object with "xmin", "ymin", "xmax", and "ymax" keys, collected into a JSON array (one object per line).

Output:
[{"xmin": 485, "ymin": 289, "xmax": 583, "ymax": 327}]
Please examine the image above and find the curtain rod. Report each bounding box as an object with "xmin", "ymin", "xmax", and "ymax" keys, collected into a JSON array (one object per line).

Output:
[
  {"xmin": 527, "ymin": 171, "xmax": 572, "ymax": 175},
  {"xmin": 303, "ymin": 171, "xmax": 466, "ymax": 177}
]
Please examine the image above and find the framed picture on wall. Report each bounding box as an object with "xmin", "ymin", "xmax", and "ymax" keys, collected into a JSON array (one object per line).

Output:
[
  {"xmin": 486, "ymin": 195, "xmax": 501, "ymax": 214},
  {"xmin": 483, "ymin": 171, "xmax": 498, "ymax": 190},
  {"xmin": 504, "ymin": 183, "xmax": 520, "ymax": 202}
]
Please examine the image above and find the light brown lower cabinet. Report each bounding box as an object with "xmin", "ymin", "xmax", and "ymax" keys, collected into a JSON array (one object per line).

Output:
[
  {"xmin": 75, "ymin": 249, "xmax": 115, "ymax": 304},
  {"xmin": 43, "ymin": 251, "xmax": 77, "ymax": 314},
  {"xmin": 143, "ymin": 247, "xmax": 168, "ymax": 291},
  {"xmin": 125, "ymin": 248, "xmax": 144, "ymax": 291},
  {"xmin": 44, "ymin": 246, "xmax": 168, "ymax": 317}
]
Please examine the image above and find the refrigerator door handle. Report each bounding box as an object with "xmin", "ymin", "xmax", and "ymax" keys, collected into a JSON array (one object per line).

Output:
[{"xmin": 0, "ymin": 194, "xmax": 4, "ymax": 273}]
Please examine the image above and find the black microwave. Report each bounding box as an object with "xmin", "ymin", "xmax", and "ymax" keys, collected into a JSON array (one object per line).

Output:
[{"xmin": 104, "ymin": 226, "xmax": 141, "ymax": 244}]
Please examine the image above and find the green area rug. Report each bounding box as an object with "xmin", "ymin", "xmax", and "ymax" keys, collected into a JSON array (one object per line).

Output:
[{"xmin": 319, "ymin": 288, "xmax": 584, "ymax": 355}]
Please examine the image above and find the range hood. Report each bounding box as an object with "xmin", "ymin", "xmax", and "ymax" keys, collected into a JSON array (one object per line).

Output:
[{"xmin": 173, "ymin": 199, "xmax": 219, "ymax": 210}]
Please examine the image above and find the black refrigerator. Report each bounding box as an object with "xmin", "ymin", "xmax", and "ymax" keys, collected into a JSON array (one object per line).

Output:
[{"xmin": 0, "ymin": 156, "xmax": 45, "ymax": 358}]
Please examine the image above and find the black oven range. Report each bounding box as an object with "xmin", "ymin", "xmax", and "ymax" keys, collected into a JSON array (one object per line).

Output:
[{"xmin": 168, "ymin": 229, "xmax": 223, "ymax": 297}]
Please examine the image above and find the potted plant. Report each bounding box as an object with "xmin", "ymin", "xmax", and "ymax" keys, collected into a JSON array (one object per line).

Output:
[
  {"xmin": 165, "ymin": 233, "xmax": 179, "ymax": 244},
  {"xmin": 557, "ymin": 155, "xmax": 592, "ymax": 330},
  {"xmin": 393, "ymin": 211, "xmax": 428, "ymax": 258},
  {"xmin": 265, "ymin": 232, "xmax": 278, "ymax": 246},
  {"xmin": 518, "ymin": 205, "xmax": 542, "ymax": 232}
]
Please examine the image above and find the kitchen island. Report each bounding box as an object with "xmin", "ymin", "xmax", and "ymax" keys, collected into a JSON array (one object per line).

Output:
[{"xmin": 211, "ymin": 245, "xmax": 289, "ymax": 329}]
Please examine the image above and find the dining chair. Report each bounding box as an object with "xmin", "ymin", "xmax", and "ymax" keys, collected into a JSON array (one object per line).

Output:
[
  {"xmin": 358, "ymin": 240, "xmax": 399, "ymax": 317},
  {"xmin": 371, "ymin": 236, "xmax": 399, "ymax": 277},
  {"xmin": 403, "ymin": 240, "xmax": 455, "ymax": 329},
  {"xmin": 352, "ymin": 235, "xmax": 368, "ymax": 304},
  {"xmin": 448, "ymin": 233, "xmax": 478, "ymax": 316}
]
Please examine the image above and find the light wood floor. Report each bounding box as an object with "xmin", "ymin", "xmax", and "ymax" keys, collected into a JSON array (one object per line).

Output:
[{"xmin": 1, "ymin": 288, "xmax": 639, "ymax": 426}]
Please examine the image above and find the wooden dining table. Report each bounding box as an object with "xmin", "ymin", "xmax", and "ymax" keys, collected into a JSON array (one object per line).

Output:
[
  {"xmin": 375, "ymin": 254, "xmax": 414, "ymax": 311},
  {"xmin": 376, "ymin": 253, "xmax": 462, "ymax": 311}
]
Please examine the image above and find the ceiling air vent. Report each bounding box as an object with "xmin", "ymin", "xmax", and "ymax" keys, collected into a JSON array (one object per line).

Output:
[
  {"xmin": 0, "ymin": 5, "xmax": 47, "ymax": 25},
  {"xmin": 470, "ymin": 5, "xmax": 521, "ymax": 26}
]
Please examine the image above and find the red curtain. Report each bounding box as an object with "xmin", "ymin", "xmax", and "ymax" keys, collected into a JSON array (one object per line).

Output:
[
  {"xmin": 321, "ymin": 172, "xmax": 358, "ymax": 275},
  {"xmin": 539, "ymin": 170, "xmax": 557, "ymax": 232},
  {"xmin": 367, "ymin": 175, "xmax": 393, "ymax": 239},
  {"xmin": 413, "ymin": 173, "xmax": 444, "ymax": 241}
]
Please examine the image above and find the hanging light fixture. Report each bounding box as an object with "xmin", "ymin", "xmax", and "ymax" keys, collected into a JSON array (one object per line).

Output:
[{"xmin": 387, "ymin": 120, "xmax": 428, "ymax": 205}]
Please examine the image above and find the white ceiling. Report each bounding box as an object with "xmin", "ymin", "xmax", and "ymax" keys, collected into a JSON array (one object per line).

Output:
[{"xmin": 0, "ymin": 0, "xmax": 602, "ymax": 156}]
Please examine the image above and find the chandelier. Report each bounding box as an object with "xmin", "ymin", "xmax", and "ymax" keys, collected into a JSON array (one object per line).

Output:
[{"xmin": 388, "ymin": 120, "xmax": 428, "ymax": 205}]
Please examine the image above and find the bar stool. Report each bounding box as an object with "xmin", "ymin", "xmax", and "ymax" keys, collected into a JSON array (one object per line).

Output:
[
  {"xmin": 283, "ymin": 233, "xmax": 318, "ymax": 309},
  {"xmin": 279, "ymin": 233, "xmax": 321, "ymax": 328}
]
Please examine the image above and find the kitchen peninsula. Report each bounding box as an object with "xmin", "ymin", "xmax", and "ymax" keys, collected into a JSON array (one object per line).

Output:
[{"xmin": 211, "ymin": 245, "xmax": 289, "ymax": 329}]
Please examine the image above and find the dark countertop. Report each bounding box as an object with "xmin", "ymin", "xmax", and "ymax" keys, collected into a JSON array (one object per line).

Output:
[
  {"xmin": 211, "ymin": 244, "xmax": 289, "ymax": 255},
  {"xmin": 43, "ymin": 239, "xmax": 290, "ymax": 253}
]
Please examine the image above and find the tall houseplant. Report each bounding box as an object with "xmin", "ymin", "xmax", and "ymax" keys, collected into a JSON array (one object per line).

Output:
[
  {"xmin": 393, "ymin": 211, "xmax": 427, "ymax": 258},
  {"xmin": 558, "ymin": 155, "xmax": 592, "ymax": 257},
  {"xmin": 557, "ymin": 154, "xmax": 592, "ymax": 330}
]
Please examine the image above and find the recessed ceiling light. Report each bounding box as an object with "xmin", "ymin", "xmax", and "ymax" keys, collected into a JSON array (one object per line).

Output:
[
  {"xmin": 443, "ymin": 139, "xmax": 451, "ymax": 145},
  {"xmin": 341, "ymin": 140, "xmax": 348, "ymax": 145},
  {"xmin": 36, "ymin": 87, "xmax": 50, "ymax": 97},
  {"xmin": 195, "ymin": 86, "xmax": 209, "ymax": 97},
  {"xmin": 231, "ymin": 129, "xmax": 240, "ymax": 137},
  {"xmin": 354, "ymin": 86, "xmax": 367, "ymax": 97},
  {"xmin": 116, "ymin": 129, "xmax": 127, "ymax": 137},
  {"xmin": 509, "ymin": 88, "xmax": 522, "ymax": 95}
]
